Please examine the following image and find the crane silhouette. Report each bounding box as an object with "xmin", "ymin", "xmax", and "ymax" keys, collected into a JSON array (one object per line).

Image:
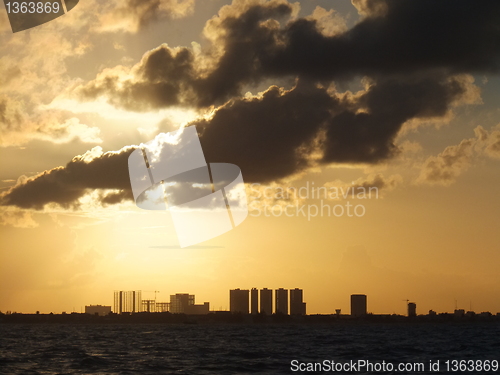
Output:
[{"xmin": 144, "ymin": 291, "xmax": 160, "ymax": 301}]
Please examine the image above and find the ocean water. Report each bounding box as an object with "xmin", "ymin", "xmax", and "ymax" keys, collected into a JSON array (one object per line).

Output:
[{"xmin": 1, "ymin": 323, "xmax": 499, "ymax": 374}]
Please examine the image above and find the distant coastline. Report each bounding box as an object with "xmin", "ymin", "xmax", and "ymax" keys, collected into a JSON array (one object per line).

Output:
[{"xmin": 1, "ymin": 311, "xmax": 499, "ymax": 325}]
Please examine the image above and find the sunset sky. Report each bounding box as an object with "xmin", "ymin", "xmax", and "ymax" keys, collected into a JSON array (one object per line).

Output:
[{"xmin": 1, "ymin": 0, "xmax": 499, "ymax": 315}]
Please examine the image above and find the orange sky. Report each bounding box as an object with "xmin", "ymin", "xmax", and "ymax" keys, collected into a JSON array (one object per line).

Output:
[{"xmin": 1, "ymin": 0, "xmax": 499, "ymax": 315}]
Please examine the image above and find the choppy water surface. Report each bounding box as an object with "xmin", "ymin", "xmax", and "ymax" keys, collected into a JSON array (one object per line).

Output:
[{"xmin": 1, "ymin": 323, "xmax": 499, "ymax": 374}]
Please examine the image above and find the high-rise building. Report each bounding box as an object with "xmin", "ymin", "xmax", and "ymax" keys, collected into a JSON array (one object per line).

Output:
[
  {"xmin": 170, "ymin": 293, "xmax": 195, "ymax": 313},
  {"xmin": 260, "ymin": 288, "xmax": 272, "ymax": 315},
  {"xmin": 113, "ymin": 291, "xmax": 142, "ymax": 314},
  {"xmin": 290, "ymin": 288, "xmax": 306, "ymax": 315},
  {"xmin": 275, "ymin": 288, "xmax": 288, "ymax": 314},
  {"xmin": 350, "ymin": 294, "xmax": 367, "ymax": 317},
  {"xmin": 230, "ymin": 289, "xmax": 249, "ymax": 313},
  {"xmin": 251, "ymin": 288, "xmax": 258, "ymax": 314},
  {"xmin": 408, "ymin": 302, "xmax": 417, "ymax": 317}
]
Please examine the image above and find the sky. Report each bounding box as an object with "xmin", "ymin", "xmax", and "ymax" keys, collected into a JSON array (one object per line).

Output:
[{"xmin": 1, "ymin": 0, "xmax": 499, "ymax": 315}]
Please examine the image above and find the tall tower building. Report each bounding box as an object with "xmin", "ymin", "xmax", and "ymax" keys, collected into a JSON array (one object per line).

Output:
[
  {"xmin": 350, "ymin": 294, "xmax": 367, "ymax": 317},
  {"xmin": 113, "ymin": 291, "xmax": 142, "ymax": 314},
  {"xmin": 408, "ymin": 302, "xmax": 417, "ymax": 318},
  {"xmin": 230, "ymin": 289, "xmax": 249, "ymax": 313},
  {"xmin": 290, "ymin": 288, "xmax": 306, "ymax": 315},
  {"xmin": 251, "ymin": 288, "xmax": 259, "ymax": 314},
  {"xmin": 260, "ymin": 288, "xmax": 272, "ymax": 315},
  {"xmin": 275, "ymin": 288, "xmax": 288, "ymax": 314}
]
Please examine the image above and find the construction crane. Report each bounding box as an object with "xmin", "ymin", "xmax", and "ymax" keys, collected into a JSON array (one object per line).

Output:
[{"xmin": 144, "ymin": 291, "xmax": 160, "ymax": 301}]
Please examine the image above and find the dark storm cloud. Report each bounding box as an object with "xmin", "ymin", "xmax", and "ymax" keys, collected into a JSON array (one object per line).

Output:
[
  {"xmin": 79, "ymin": 0, "xmax": 500, "ymax": 109},
  {"xmin": 197, "ymin": 73, "xmax": 469, "ymax": 181},
  {"xmin": 1, "ymin": 148, "xmax": 135, "ymax": 209},
  {"xmin": 197, "ymin": 82, "xmax": 339, "ymax": 182},
  {"xmin": 0, "ymin": 72, "xmax": 472, "ymax": 209},
  {"xmin": 322, "ymin": 74, "xmax": 466, "ymax": 163},
  {"xmin": 81, "ymin": 45, "xmax": 196, "ymax": 111},
  {"xmin": 79, "ymin": 0, "xmax": 294, "ymax": 110},
  {"xmin": 100, "ymin": 189, "xmax": 134, "ymax": 206},
  {"xmin": 3, "ymin": 82, "xmax": 334, "ymax": 208},
  {"xmin": 265, "ymin": 0, "xmax": 500, "ymax": 81},
  {"xmin": 5, "ymin": 0, "xmax": 499, "ymax": 209},
  {"xmin": 193, "ymin": 1, "xmax": 294, "ymax": 106}
]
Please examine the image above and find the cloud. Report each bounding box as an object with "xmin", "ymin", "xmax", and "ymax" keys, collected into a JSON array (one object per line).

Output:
[
  {"xmin": 475, "ymin": 125, "xmax": 500, "ymax": 160},
  {"xmin": 418, "ymin": 139, "xmax": 475, "ymax": 186},
  {"xmin": 96, "ymin": 0, "xmax": 195, "ymax": 33},
  {"xmin": 0, "ymin": 72, "xmax": 475, "ymax": 209},
  {"xmin": 0, "ymin": 208, "xmax": 38, "ymax": 228},
  {"xmin": 0, "ymin": 2, "xmax": 92, "ymax": 146},
  {"xmin": 0, "ymin": 95, "xmax": 24, "ymax": 134},
  {"xmin": 351, "ymin": 173, "xmax": 402, "ymax": 191},
  {"xmin": 417, "ymin": 125, "xmax": 500, "ymax": 185},
  {"xmin": 71, "ymin": 0, "xmax": 490, "ymax": 179},
  {"xmin": 76, "ymin": 0, "xmax": 499, "ymax": 110},
  {"xmin": 305, "ymin": 6, "xmax": 347, "ymax": 37},
  {"xmin": 196, "ymin": 83, "xmax": 339, "ymax": 182},
  {"xmin": 485, "ymin": 134, "xmax": 500, "ymax": 159},
  {"xmin": 3, "ymin": 0, "xmax": 499, "ymax": 209},
  {"xmin": 78, "ymin": 45, "xmax": 197, "ymax": 111},
  {"xmin": 351, "ymin": 0, "xmax": 388, "ymax": 18},
  {"xmin": 0, "ymin": 0, "xmax": 195, "ymax": 147},
  {"xmin": 323, "ymin": 173, "xmax": 402, "ymax": 200},
  {"xmin": 197, "ymin": 72, "xmax": 471, "ymax": 179},
  {"xmin": 269, "ymin": 0, "xmax": 500, "ymax": 80},
  {"xmin": 0, "ymin": 95, "xmax": 102, "ymax": 146},
  {"xmin": 78, "ymin": 0, "xmax": 297, "ymax": 109},
  {"xmin": 322, "ymin": 74, "xmax": 469, "ymax": 164},
  {"xmin": 0, "ymin": 146, "xmax": 135, "ymax": 209}
]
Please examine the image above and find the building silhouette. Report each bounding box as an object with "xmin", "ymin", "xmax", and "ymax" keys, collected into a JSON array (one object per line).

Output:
[
  {"xmin": 230, "ymin": 289, "xmax": 249, "ymax": 313},
  {"xmin": 251, "ymin": 288, "xmax": 258, "ymax": 314},
  {"xmin": 155, "ymin": 301, "xmax": 170, "ymax": 312},
  {"xmin": 170, "ymin": 293, "xmax": 194, "ymax": 313},
  {"xmin": 408, "ymin": 302, "xmax": 417, "ymax": 317},
  {"xmin": 85, "ymin": 305, "xmax": 111, "ymax": 316},
  {"xmin": 275, "ymin": 288, "xmax": 288, "ymax": 314},
  {"xmin": 290, "ymin": 288, "xmax": 306, "ymax": 315},
  {"xmin": 260, "ymin": 288, "xmax": 273, "ymax": 315},
  {"xmin": 170, "ymin": 293, "xmax": 209, "ymax": 314},
  {"xmin": 114, "ymin": 291, "xmax": 142, "ymax": 314},
  {"xmin": 350, "ymin": 294, "xmax": 367, "ymax": 317},
  {"xmin": 142, "ymin": 299, "xmax": 156, "ymax": 313},
  {"xmin": 186, "ymin": 302, "xmax": 210, "ymax": 314}
]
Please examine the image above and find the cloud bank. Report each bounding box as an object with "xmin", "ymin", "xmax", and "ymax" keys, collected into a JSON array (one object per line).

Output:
[
  {"xmin": 78, "ymin": 0, "xmax": 500, "ymax": 109},
  {"xmin": 3, "ymin": 0, "xmax": 500, "ymax": 209}
]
